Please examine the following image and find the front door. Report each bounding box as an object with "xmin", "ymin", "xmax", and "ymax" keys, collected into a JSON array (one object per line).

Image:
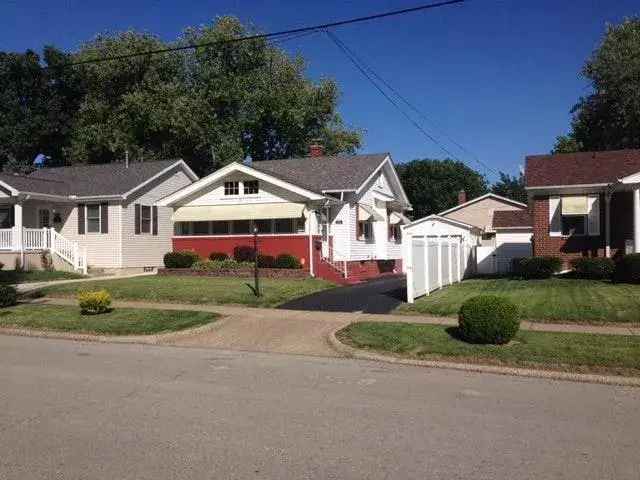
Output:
[{"xmin": 321, "ymin": 208, "xmax": 330, "ymax": 258}]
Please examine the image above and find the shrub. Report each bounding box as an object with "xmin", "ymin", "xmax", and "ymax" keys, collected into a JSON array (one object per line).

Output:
[
  {"xmin": 613, "ymin": 253, "xmax": 640, "ymax": 284},
  {"xmin": 257, "ymin": 254, "xmax": 276, "ymax": 268},
  {"xmin": 572, "ymin": 257, "xmax": 615, "ymax": 280},
  {"xmin": 208, "ymin": 252, "xmax": 229, "ymax": 261},
  {"xmin": 458, "ymin": 295, "xmax": 520, "ymax": 345},
  {"xmin": 233, "ymin": 245, "xmax": 256, "ymax": 263},
  {"xmin": 518, "ymin": 256, "xmax": 562, "ymax": 279},
  {"xmin": 78, "ymin": 289, "xmax": 112, "ymax": 315},
  {"xmin": 0, "ymin": 285, "xmax": 18, "ymax": 308},
  {"xmin": 275, "ymin": 253, "xmax": 302, "ymax": 269},
  {"xmin": 191, "ymin": 259, "xmax": 253, "ymax": 271},
  {"xmin": 163, "ymin": 250, "xmax": 200, "ymax": 269},
  {"xmin": 0, "ymin": 261, "xmax": 5, "ymax": 270}
]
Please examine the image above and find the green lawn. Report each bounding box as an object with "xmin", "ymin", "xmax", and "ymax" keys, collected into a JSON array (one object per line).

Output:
[
  {"xmin": 338, "ymin": 322, "xmax": 640, "ymax": 376},
  {"xmin": 39, "ymin": 275, "xmax": 335, "ymax": 308},
  {"xmin": 0, "ymin": 304, "xmax": 216, "ymax": 335},
  {"xmin": 0, "ymin": 270, "xmax": 85, "ymax": 284},
  {"xmin": 397, "ymin": 278, "xmax": 640, "ymax": 324}
]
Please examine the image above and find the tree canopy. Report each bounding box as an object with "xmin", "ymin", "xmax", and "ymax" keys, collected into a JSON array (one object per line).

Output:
[
  {"xmin": 396, "ymin": 158, "xmax": 489, "ymax": 218},
  {"xmin": 491, "ymin": 171, "xmax": 526, "ymax": 204},
  {"xmin": 553, "ymin": 17, "xmax": 640, "ymax": 153},
  {"xmin": 0, "ymin": 17, "xmax": 362, "ymax": 175}
]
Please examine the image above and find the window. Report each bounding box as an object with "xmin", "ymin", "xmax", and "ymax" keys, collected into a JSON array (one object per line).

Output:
[
  {"xmin": 389, "ymin": 224, "xmax": 401, "ymax": 243},
  {"xmin": 243, "ymin": 180, "xmax": 259, "ymax": 195},
  {"xmin": 224, "ymin": 181, "xmax": 239, "ymax": 195},
  {"xmin": 176, "ymin": 222, "xmax": 190, "ymax": 236},
  {"xmin": 254, "ymin": 219, "xmax": 272, "ymax": 233},
  {"xmin": 140, "ymin": 205, "xmax": 151, "ymax": 234},
  {"xmin": 38, "ymin": 209, "xmax": 51, "ymax": 228},
  {"xmin": 550, "ymin": 195, "xmax": 598, "ymax": 237},
  {"xmin": 275, "ymin": 218, "xmax": 294, "ymax": 234},
  {"xmin": 0, "ymin": 208, "xmax": 12, "ymax": 228},
  {"xmin": 232, "ymin": 220, "xmax": 251, "ymax": 234},
  {"xmin": 561, "ymin": 216, "xmax": 586, "ymax": 236},
  {"xmin": 192, "ymin": 221, "xmax": 210, "ymax": 236},
  {"xmin": 87, "ymin": 205, "xmax": 100, "ymax": 233},
  {"xmin": 358, "ymin": 221, "xmax": 373, "ymax": 241},
  {"xmin": 211, "ymin": 221, "xmax": 229, "ymax": 235}
]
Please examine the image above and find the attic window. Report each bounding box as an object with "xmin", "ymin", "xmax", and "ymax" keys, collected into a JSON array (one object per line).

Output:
[
  {"xmin": 243, "ymin": 180, "xmax": 259, "ymax": 195},
  {"xmin": 224, "ymin": 181, "xmax": 239, "ymax": 195}
]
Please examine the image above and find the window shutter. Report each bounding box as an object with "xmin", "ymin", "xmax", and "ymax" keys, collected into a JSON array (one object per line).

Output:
[
  {"xmin": 77, "ymin": 204, "xmax": 85, "ymax": 235},
  {"xmin": 549, "ymin": 196, "xmax": 561, "ymax": 237},
  {"xmin": 100, "ymin": 203, "xmax": 108, "ymax": 234},
  {"xmin": 134, "ymin": 204, "xmax": 141, "ymax": 235},
  {"xmin": 588, "ymin": 195, "xmax": 600, "ymax": 236},
  {"xmin": 152, "ymin": 206, "xmax": 158, "ymax": 235}
]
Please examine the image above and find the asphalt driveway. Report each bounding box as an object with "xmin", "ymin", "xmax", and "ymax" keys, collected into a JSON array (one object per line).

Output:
[{"xmin": 278, "ymin": 275, "xmax": 407, "ymax": 314}]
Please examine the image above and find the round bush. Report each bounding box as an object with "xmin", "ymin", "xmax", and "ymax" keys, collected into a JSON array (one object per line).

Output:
[
  {"xmin": 257, "ymin": 254, "xmax": 276, "ymax": 268},
  {"xmin": 209, "ymin": 252, "xmax": 229, "ymax": 261},
  {"xmin": 275, "ymin": 254, "xmax": 301, "ymax": 269},
  {"xmin": 233, "ymin": 245, "xmax": 256, "ymax": 263},
  {"xmin": 0, "ymin": 285, "xmax": 18, "ymax": 308},
  {"xmin": 458, "ymin": 295, "xmax": 520, "ymax": 345},
  {"xmin": 163, "ymin": 251, "xmax": 200, "ymax": 269},
  {"xmin": 572, "ymin": 257, "xmax": 615, "ymax": 280},
  {"xmin": 614, "ymin": 253, "xmax": 640, "ymax": 284},
  {"xmin": 78, "ymin": 289, "xmax": 112, "ymax": 315},
  {"xmin": 518, "ymin": 256, "xmax": 562, "ymax": 279}
]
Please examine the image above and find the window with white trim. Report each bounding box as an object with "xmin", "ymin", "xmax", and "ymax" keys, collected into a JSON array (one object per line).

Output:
[
  {"xmin": 358, "ymin": 221, "xmax": 373, "ymax": 241},
  {"xmin": 140, "ymin": 205, "xmax": 151, "ymax": 234},
  {"xmin": 86, "ymin": 205, "xmax": 101, "ymax": 233},
  {"xmin": 224, "ymin": 181, "xmax": 239, "ymax": 195},
  {"xmin": 550, "ymin": 195, "xmax": 600, "ymax": 237},
  {"xmin": 243, "ymin": 180, "xmax": 259, "ymax": 195}
]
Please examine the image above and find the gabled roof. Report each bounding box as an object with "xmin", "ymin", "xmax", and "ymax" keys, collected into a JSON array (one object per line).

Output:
[
  {"xmin": 438, "ymin": 193, "xmax": 527, "ymax": 217},
  {"xmin": 251, "ymin": 153, "xmax": 390, "ymax": 193},
  {"xmin": 492, "ymin": 210, "xmax": 532, "ymax": 229},
  {"xmin": 525, "ymin": 149, "xmax": 640, "ymax": 188},
  {"xmin": 0, "ymin": 160, "xmax": 196, "ymax": 199},
  {"xmin": 403, "ymin": 214, "xmax": 479, "ymax": 232}
]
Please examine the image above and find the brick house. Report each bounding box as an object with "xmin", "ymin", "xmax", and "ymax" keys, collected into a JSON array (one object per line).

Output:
[{"xmin": 525, "ymin": 149, "xmax": 640, "ymax": 269}]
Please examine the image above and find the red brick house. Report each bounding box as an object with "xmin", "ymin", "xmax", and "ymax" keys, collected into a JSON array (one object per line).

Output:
[{"xmin": 525, "ymin": 149, "xmax": 640, "ymax": 269}]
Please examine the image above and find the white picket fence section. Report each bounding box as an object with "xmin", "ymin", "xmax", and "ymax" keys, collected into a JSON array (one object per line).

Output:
[
  {"xmin": 406, "ymin": 236, "xmax": 475, "ymax": 303},
  {"xmin": 0, "ymin": 227, "xmax": 87, "ymax": 274}
]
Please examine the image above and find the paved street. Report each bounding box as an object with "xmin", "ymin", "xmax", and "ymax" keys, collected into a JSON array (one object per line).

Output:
[{"xmin": 1, "ymin": 335, "xmax": 639, "ymax": 480}]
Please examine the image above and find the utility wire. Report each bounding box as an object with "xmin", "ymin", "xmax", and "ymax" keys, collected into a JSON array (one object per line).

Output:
[
  {"xmin": 325, "ymin": 30, "xmax": 499, "ymax": 177},
  {"xmin": 54, "ymin": 0, "xmax": 464, "ymax": 68}
]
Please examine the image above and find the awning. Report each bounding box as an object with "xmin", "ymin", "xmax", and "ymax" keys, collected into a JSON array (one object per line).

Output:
[
  {"xmin": 171, "ymin": 203, "xmax": 306, "ymax": 222},
  {"xmin": 389, "ymin": 212, "xmax": 410, "ymax": 225},
  {"xmin": 357, "ymin": 204, "xmax": 384, "ymax": 222},
  {"xmin": 562, "ymin": 196, "xmax": 589, "ymax": 215}
]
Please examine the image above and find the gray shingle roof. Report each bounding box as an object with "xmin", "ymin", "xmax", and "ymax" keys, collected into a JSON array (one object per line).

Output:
[
  {"xmin": 0, "ymin": 160, "xmax": 181, "ymax": 198},
  {"xmin": 251, "ymin": 153, "xmax": 389, "ymax": 193}
]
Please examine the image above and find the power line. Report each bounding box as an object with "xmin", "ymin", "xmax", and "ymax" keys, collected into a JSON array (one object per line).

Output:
[
  {"xmin": 325, "ymin": 30, "xmax": 499, "ymax": 178},
  {"xmin": 54, "ymin": 0, "xmax": 464, "ymax": 68}
]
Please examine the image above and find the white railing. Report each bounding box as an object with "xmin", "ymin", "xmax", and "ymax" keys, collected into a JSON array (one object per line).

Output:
[
  {"xmin": 322, "ymin": 244, "xmax": 349, "ymax": 279},
  {"xmin": 23, "ymin": 228, "xmax": 48, "ymax": 250},
  {"xmin": 0, "ymin": 229, "xmax": 13, "ymax": 250}
]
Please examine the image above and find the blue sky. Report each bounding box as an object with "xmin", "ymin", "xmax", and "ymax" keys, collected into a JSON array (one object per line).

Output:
[{"xmin": 1, "ymin": 0, "xmax": 637, "ymax": 180}]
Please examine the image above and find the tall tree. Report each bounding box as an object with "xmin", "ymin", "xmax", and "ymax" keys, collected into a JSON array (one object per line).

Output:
[
  {"xmin": 491, "ymin": 171, "xmax": 526, "ymax": 204},
  {"xmin": 396, "ymin": 159, "xmax": 488, "ymax": 218},
  {"xmin": 554, "ymin": 17, "xmax": 640, "ymax": 152}
]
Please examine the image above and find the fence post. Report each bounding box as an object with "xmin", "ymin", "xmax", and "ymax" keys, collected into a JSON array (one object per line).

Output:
[
  {"xmin": 447, "ymin": 237, "xmax": 453, "ymax": 287},
  {"xmin": 406, "ymin": 235, "xmax": 414, "ymax": 303},
  {"xmin": 423, "ymin": 237, "xmax": 430, "ymax": 296},
  {"xmin": 73, "ymin": 242, "xmax": 79, "ymax": 270},
  {"xmin": 437, "ymin": 237, "xmax": 443, "ymax": 289},
  {"xmin": 457, "ymin": 241, "xmax": 462, "ymax": 282}
]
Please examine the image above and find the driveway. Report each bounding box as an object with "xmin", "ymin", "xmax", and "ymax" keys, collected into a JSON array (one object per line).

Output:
[{"xmin": 278, "ymin": 274, "xmax": 407, "ymax": 314}]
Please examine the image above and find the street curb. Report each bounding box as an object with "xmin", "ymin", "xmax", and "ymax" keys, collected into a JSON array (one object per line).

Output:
[{"xmin": 327, "ymin": 325, "xmax": 640, "ymax": 387}]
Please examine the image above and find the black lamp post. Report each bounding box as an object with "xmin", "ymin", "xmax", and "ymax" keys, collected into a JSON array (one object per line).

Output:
[{"xmin": 253, "ymin": 225, "xmax": 260, "ymax": 297}]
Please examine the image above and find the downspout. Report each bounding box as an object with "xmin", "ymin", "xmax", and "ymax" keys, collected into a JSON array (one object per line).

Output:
[{"xmin": 307, "ymin": 208, "xmax": 314, "ymax": 277}]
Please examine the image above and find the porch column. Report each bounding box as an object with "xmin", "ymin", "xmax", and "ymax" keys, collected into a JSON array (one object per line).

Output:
[
  {"xmin": 605, "ymin": 193, "xmax": 612, "ymax": 258},
  {"xmin": 14, "ymin": 202, "xmax": 23, "ymax": 252},
  {"xmin": 634, "ymin": 188, "xmax": 640, "ymax": 253}
]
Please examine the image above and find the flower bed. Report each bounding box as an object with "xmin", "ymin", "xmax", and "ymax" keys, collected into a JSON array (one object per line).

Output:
[{"xmin": 157, "ymin": 267, "xmax": 309, "ymax": 279}]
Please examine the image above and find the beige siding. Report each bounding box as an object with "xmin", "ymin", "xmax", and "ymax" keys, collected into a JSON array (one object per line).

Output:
[
  {"xmin": 444, "ymin": 198, "xmax": 523, "ymax": 230},
  {"xmin": 121, "ymin": 169, "xmax": 193, "ymax": 268}
]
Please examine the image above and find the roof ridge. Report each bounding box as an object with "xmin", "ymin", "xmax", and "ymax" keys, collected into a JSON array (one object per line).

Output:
[{"xmin": 31, "ymin": 158, "xmax": 178, "ymax": 173}]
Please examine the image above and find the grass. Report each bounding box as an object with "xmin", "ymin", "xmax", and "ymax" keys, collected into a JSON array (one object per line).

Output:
[
  {"xmin": 0, "ymin": 270, "xmax": 85, "ymax": 284},
  {"xmin": 338, "ymin": 322, "xmax": 640, "ymax": 376},
  {"xmin": 397, "ymin": 278, "xmax": 640, "ymax": 324},
  {"xmin": 39, "ymin": 275, "xmax": 335, "ymax": 308},
  {"xmin": 0, "ymin": 304, "xmax": 216, "ymax": 335}
]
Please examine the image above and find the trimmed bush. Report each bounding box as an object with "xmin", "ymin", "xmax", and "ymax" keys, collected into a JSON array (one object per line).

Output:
[
  {"xmin": 163, "ymin": 250, "xmax": 200, "ymax": 269},
  {"xmin": 518, "ymin": 256, "xmax": 562, "ymax": 279},
  {"xmin": 257, "ymin": 254, "xmax": 276, "ymax": 268},
  {"xmin": 191, "ymin": 259, "xmax": 253, "ymax": 271},
  {"xmin": 208, "ymin": 252, "xmax": 229, "ymax": 261},
  {"xmin": 78, "ymin": 289, "xmax": 112, "ymax": 315},
  {"xmin": 458, "ymin": 295, "xmax": 520, "ymax": 345},
  {"xmin": 0, "ymin": 285, "xmax": 18, "ymax": 308},
  {"xmin": 572, "ymin": 257, "xmax": 615, "ymax": 280},
  {"xmin": 614, "ymin": 253, "xmax": 640, "ymax": 284},
  {"xmin": 233, "ymin": 245, "xmax": 256, "ymax": 263},
  {"xmin": 275, "ymin": 254, "xmax": 302, "ymax": 269}
]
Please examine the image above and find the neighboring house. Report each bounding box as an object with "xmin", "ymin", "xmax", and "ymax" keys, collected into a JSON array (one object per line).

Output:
[
  {"xmin": 525, "ymin": 148, "xmax": 640, "ymax": 269},
  {"xmin": 0, "ymin": 160, "xmax": 197, "ymax": 273},
  {"xmin": 402, "ymin": 192, "xmax": 532, "ymax": 275},
  {"xmin": 157, "ymin": 150, "xmax": 412, "ymax": 284}
]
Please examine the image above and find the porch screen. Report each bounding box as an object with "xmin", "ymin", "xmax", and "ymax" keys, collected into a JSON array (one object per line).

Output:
[
  {"xmin": 561, "ymin": 196, "xmax": 589, "ymax": 215},
  {"xmin": 171, "ymin": 203, "xmax": 305, "ymax": 222}
]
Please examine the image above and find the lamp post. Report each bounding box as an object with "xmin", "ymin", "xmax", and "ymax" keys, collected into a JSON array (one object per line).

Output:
[{"xmin": 253, "ymin": 225, "xmax": 261, "ymax": 297}]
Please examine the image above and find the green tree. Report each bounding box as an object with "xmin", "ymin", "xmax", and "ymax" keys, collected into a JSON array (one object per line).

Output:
[
  {"xmin": 491, "ymin": 171, "xmax": 526, "ymax": 204},
  {"xmin": 396, "ymin": 159, "xmax": 488, "ymax": 218},
  {"xmin": 551, "ymin": 134, "xmax": 582, "ymax": 154},
  {"xmin": 558, "ymin": 18, "xmax": 640, "ymax": 151}
]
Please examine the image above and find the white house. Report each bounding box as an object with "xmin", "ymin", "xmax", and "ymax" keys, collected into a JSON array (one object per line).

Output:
[
  {"xmin": 157, "ymin": 150, "xmax": 412, "ymax": 283},
  {"xmin": 0, "ymin": 160, "xmax": 197, "ymax": 273}
]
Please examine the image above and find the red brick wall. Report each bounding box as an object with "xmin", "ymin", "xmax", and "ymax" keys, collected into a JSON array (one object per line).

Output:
[{"xmin": 532, "ymin": 192, "xmax": 633, "ymax": 268}]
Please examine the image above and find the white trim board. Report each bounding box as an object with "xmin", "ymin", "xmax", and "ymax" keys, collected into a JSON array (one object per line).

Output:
[{"xmin": 438, "ymin": 193, "xmax": 527, "ymax": 217}]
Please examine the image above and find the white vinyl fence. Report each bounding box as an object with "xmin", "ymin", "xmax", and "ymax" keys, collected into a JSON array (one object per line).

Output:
[{"xmin": 405, "ymin": 236, "xmax": 475, "ymax": 303}]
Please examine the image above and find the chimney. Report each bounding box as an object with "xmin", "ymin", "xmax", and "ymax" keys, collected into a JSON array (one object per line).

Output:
[
  {"xmin": 308, "ymin": 143, "xmax": 325, "ymax": 158},
  {"xmin": 458, "ymin": 190, "xmax": 467, "ymax": 205}
]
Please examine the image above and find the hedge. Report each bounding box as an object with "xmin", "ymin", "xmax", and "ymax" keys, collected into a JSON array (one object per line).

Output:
[
  {"xmin": 571, "ymin": 257, "xmax": 615, "ymax": 280},
  {"xmin": 458, "ymin": 295, "xmax": 520, "ymax": 345},
  {"xmin": 163, "ymin": 251, "xmax": 200, "ymax": 269},
  {"xmin": 614, "ymin": 253, "xmax": 640, "ymax": 284},
  {"xmin": 518, "ymin": 256, "xmax": 562, "ymax": 279}
]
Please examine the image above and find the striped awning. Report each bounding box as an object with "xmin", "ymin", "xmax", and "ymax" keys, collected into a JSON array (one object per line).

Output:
[
  {"xmin": 172, "ymin": 203, "xmax": 306, "ymax": 222},
  {"xmin": 562, "ymin": 196, "xmax": 589, "ymax": 215}
]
